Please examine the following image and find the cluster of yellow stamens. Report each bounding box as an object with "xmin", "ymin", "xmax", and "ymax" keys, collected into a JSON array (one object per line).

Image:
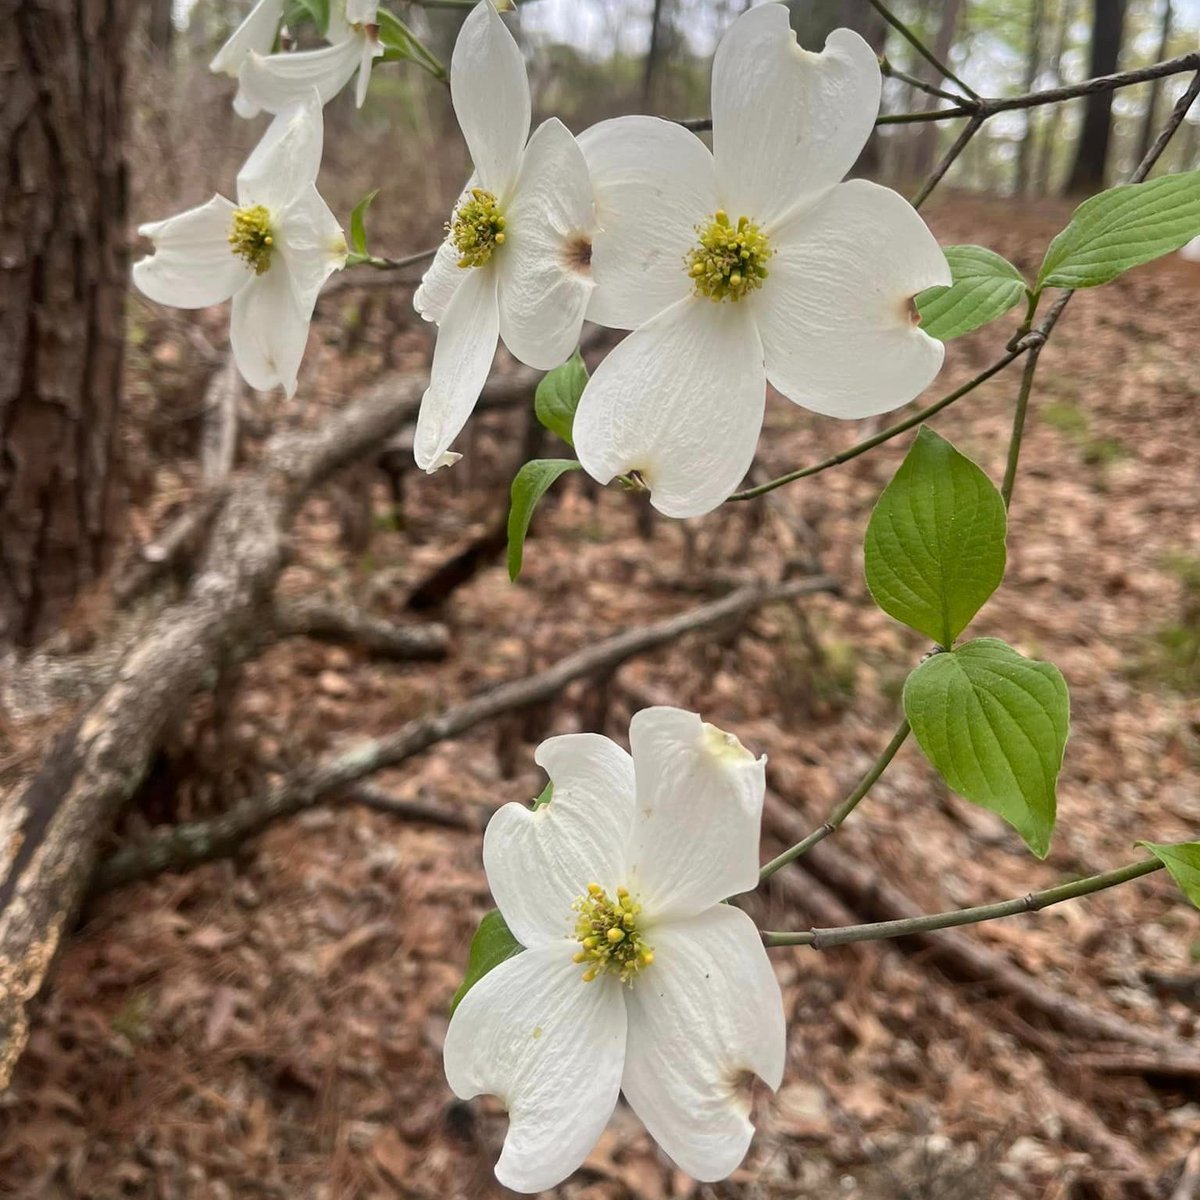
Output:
[
  {"xmin": 687, "ymin": 210, "xmax": 771, "ymax": 302},
  {"xmin": 449, "ymin": 187, "xmax": 507, "ymax": 268},
  {"xmin": 572, "ymin": 884, "xmax": 653, "ymax": 985},
  {"xmin": 228, "ymin": 204, "xmax": 275, "ymax": 275}
]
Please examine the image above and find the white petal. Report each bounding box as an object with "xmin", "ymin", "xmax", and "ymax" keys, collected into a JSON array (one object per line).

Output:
[
  {"xmin": 483, "ymin": 733, "xmax": 636, "ymax": 948},
  {"xmin": 572, "ymin": 297, "xmax": 765, "ymax": 518},
  {"xmin": 229, "ymin": 264, "xmax": 311, "ymax": 397},
  {"xmin": 756, "ymin": 179, "xmax": 950, "ymax": 419},
  {"xmin": 451, "ymin": 1, "xmax": 530, "ymax": 198},
  {"xmin": 712, "ymin": 5, "xmax": 880, "ymax": 226},
  {"xmin": 622, "ymin": 905, "xmax": 785, "ymax": 1182},
  {"xmin": 345, "ymin": 0, "xmax": 378, "ymax": 24},
  {"xmin": 496, "ymin": 118, "xmax": 594, "ymax": 369},
  {"xmin": 236, "ymin": 89, "xmax": 325, "ymax": 210},
  {"xmin": 133, "ymin": 194, "xmax": 250, "ymax": 309},
  {"xmin": 233, "ymin": 37, "xmax": 363, "ymax": 119},
  {"xmin": 354, "ymin": 33, "xmax": 382, "ymax": 107},
  {"xmin": 577, "ymin": 115, "xmax": 717, "ymax": 331},
  {"xmin": 279, "ymin": 184, "xmax": 347, "ymax": 313},
  {"xmin": 624, "ymin": 708, "xmax": 765, "ymax": 920},
  {"xmin": 414, "ymin": 235, "xmax": 466, "ymax": 324},
  {"xmin": 1182, "ymin": 235, "xmax": 1200, "ymax": 262},
  {"xmin": 210, "ymin": 0, "xmax": 285, "ymax": 76},
  {"xmin": 444, "ymin": 944, "xmax": 627, "ymax": 1194},
  {"xmin": 414, "ymin": 266, "xmax": 499, "ymax": 470}
]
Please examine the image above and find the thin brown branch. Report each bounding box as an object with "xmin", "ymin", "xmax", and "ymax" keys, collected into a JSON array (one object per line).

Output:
[
  {"xmin": 273, "ymin": 597, "xmax": 449, "ymax": 661},
  {"xmin": 911, "ymin": 113, "xmax": 985, "ymax": 209}
]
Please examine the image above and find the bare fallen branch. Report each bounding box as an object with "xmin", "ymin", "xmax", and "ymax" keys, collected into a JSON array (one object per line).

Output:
[
  {"xmin": 273, "ymin": 597, "xmax": 449, "ymax": 661},
  {"xmin": 92, "ymin": 575, "xmax": 836, "ymax": 892}
]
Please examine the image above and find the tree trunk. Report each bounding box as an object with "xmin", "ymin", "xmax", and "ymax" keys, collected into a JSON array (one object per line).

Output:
[
  {"xmin": 0, "ymin": 0, "xmax": 132, "ymax": 648},
  {"xmin": 1066, "ymin": 0, "xmax": 1128, "ymax": 193},
  {"xmin": 148, "ymin": 0, "xmax": 174, "ymax": 59},
  {"xmin": 908, "ymin": 0, "xmax": 967, "ymax": 183},
  {"xmin": 1035, "ymin": 0, "xmax": 1077, "ymax": 194},
  {"xmin": 642, "ymin": 0, "xmax": 668, "ymax": 107},
  {"xmin": 1015, "ymin": 0, "xmax": 1046, "ymax": 193},
  {"xmin": 1134, "ymin": 0, "xmax": 1173, "ymax": 167}
]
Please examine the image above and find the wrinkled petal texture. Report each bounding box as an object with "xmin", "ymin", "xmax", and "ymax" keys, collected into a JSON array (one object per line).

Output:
[
  {"xmin": 414, "ymin": 175, "xmax": 479, "ymax": 325},
  {"xmin": 756, "ymin": 179, "xmax": 950, "ymax": 418},
  {"xmin": 210, "ymin": 0, "xmax": 285, "ymax": 76},
  {"xmin": 229, "ymin": 262, "xmax": 311, "ymax": 396},
  {"xmin": 451, "ymin": 1, "xmax": 530, "ymax": 198},
  {"xmin": 622, "ymin": 905, "xmax": 785, "ymax": 1181},
  {"xmin": 712, "ymin": 5, "xmax": 880, "ymax": 226},
  {"xmin": 444, "ymin": 945, "xmax": 627, "ymax": 1194},
  {"xmin": 578, "ymin": 115, "xmax": 717, "ymax": 330},
  {"xmin": 625, "ymin": 707, "xmax": 765, "ymax": 919},
  {"xmin": 279, "ymin": 184, "xmax": 347, "ymax": 313},
  {"xmin": 414, "ymin": 265, "xmax": 499, "ymax": 470},
  {"xmin": 573, "ymin": 297, "xmax": 765, "ymax": 518},
  {"xmin": 133, "ymin": 194, "xmax": 250, "ymax": 309},
  {"xmin": 497, "ymin": 118, "xmax": 595, "ymax": 369},
  {"xmin": 234, "ymin": 37, "xmax": 363, "ymax": 118},
  {"xmin": 237, "ymin": 90, "xmax": 324, "ymax": 210},
  {"xmin": 483, "ymin": 733, "xmax": 635, "ymax": 948}
]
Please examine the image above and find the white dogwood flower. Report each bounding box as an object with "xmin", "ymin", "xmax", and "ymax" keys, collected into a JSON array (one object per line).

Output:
[
  {"xmin": 132, "ymin": 92, "xmax": 346, "ymax": 398},
  {"xmin": 444, "ymin": 708, "xmax": 785, "ymax": 1194},
  {"xmin": 411, "ymin": 0, "xmax": 595, "ymax": 471},
  {"xmin": 232, "ymin": 0, "xmax": 382, "ymax": 116},
  {"xmin": 572, "ymin": 2, "xmax": 951, "ymax": 518},
  {"xmin": 209, "ymin": 0, "xmax": 285, "ymax": 77}
]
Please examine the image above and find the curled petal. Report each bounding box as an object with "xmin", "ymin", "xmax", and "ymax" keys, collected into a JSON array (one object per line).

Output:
[
  {"xmin": 497, "ymin": 118, "xmax": 595, "ymax": 369},
  {"xmin": 279, "ymin": 184, "xmax": 347, "ymax": 313},
  {"xmin": 444, "ymin": 944, "xmax": 627, "ymax": 1194},
  {"xmin": 712, "ymin": 4, "xmax": 880, "ymax": 227},
  {"xmin": 625, "ymin": 707, "xmax": 765, "ymax": 920},
  {"xmin": 451, "ymin": 1, "xmax": 530, "ymax": 198},
  {"xmin": 756, "ymin": 179, "xmax": 950, "ymax": 418},
  {"xmin": 237, "ymin": 89, "xmax": 326, "ymax": 210},
  {"xmin": 133, "ymin": 194, "xmax": 250, "ymax": 309},
  {"xmin": 210, "ymin": 0, "xmax": 286, "ymax": 77},
  {"xmin": 414, "ymin": 235, "xmax": 465, "ymax": 324},
  {"xmin": 414, "ymin": 265, "xmax": 499, "ymax": 470},
  {"xmin": 229, "ymin": 263, "xmax": 311, "ymax": 397},
  {"xmin": 572, "ymin": 297, "xmax": 766, "ymax": 518},
  {"xmin": 578, "ymin": 115, "xmax": 717, "ymax": 331},
  {"xmin": 233, "ymin": 37, "xmax": 364, "ymax": 118},
  {"xmin": 622, "ymin": 905, "xmax": 785, "ymax": 1181},
  {"xmin": 483, "ymin": 733, "xmax": 635, "ymax": 948}
]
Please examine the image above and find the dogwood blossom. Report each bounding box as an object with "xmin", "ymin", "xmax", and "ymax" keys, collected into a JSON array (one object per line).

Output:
[
  {"xmin": 411, "ymin": 0, "xmax": 595, "ymax": 471},
  {"xmin": 209, "ymin": 0, "xmax": 285, "ymax": 77},
  {"xmin": 232, "ymin": 0, "xmax": 382, "ymax": 117},
  {"xmin": 571, "ymin": 2, "xmax": 951, "ymax": 518},
  {"xmin": 444, "ymin": 708, "xmax": 785, "ymax": 1193},
  {"xmin": 132, "ymin": 92, "xmax": 346, "ymax": 397}
]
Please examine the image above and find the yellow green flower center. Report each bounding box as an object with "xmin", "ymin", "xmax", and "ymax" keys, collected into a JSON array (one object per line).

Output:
[
  {"xmin": 449, "ymin": 187, "xmax": 507, "ymax": 269},
  {"xmin": 687, "ymin": 209, "xmax": 771, "ymax": 302},
  {"xmin": 229, "ymin": 204, "xmax": 275, "ymax": 275},
  {"xmin": 572, "ymin": 883, "xmax": 653, "ymax": 985}
]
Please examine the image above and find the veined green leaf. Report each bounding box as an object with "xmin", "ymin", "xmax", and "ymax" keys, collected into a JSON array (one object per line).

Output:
[
  {"xmin": 1137, "ymin": 841, "xmax": 1200, "ymax": 909},
  {"xmin": 865, "ymin": 427, "xmax": 1007, "ymax": 648},
  {"xmin": 534, "ymin": 351, "xmax": 588, "ymax": 447},
  {"xmin": 450, "ymin": 910, "xmax": 523, "ymax": 1014},
  {"xmin": 1037, "ymin": 170, "xmax": 1200, "ymax": 291},
  {"xmin": 905, "ymin": 638, "xmax": 1070, "ymax": 858},
  {"xmin": 349, "ymin": 189, "xmax": 379, "ymax": 258},
  {"xmin": 915, "ymin": 245, "xmax": 1028, "ymax": 341},
  {"xmin": 507, "ymin": 459, "xmax": 581, "ymax": 581}
]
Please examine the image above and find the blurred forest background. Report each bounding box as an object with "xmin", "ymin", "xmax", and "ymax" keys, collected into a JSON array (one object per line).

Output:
[{"xmin": 0, "ymin": 0, "xmax": 1198, "ymax": 1197}]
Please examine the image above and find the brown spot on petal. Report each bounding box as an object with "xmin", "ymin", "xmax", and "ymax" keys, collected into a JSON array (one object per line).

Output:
[
  {"xmin": 564, "ymin": 233, "xmax": 593, "ymax": 275},
  {"xmin": 907, "ymin": 295, "xmax": 923, "ymax": 326}
]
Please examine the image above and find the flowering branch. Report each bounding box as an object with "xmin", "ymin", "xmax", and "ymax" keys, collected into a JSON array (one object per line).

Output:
[{"xmin": 761, "ymin": 858, "xmax": 1163, "ymax": 948}]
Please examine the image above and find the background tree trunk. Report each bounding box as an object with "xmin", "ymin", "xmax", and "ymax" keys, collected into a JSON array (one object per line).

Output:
[
  {"xmin": 1134, "ymin": 0, "xmax": 1173, "ymax": 166},
  {"xmin": 907, "ymin": 0, "xmax": 967, "ymax": 182},
  {"xmin": 1066, "ymin": 0, "xmax": 1128, "ymax": 192},
  {"xmin": 148, "ymin": 0, "xmax": 174, "ymax": 59},
  {"xmin": 1015, "ymin": 0, "xmax": 1046, "ymax": 193},
  {"xmin": 1035, "ymin": 0, "xmax": 1077, "ymax": 194},
  {"xmin": 0, "ymin": 0, "xmax": 133, "ymax": 648}
]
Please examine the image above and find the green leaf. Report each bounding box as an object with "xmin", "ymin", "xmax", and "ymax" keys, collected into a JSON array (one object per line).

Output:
[
  {"xmin": 1036, "ymin": 170, "xmax": 1200, "ymax": 291},
  {"xmin": 904, "ymin": 638, "xmax": 1070, "ymax": 857},
  {"xmin": 450, "ymin": 910, "xmax": 524, "ymax": 1014},
  {"xmin": 289, "ymin": 0, "xmax": 330, "ymax": 33},
  {"xmin": 865, "ymin": 427, "xmax": 1007, "ymax": 648},
  {"xmin": 915, "ymin": 245, "xmax": 1028, "ymax": 341},
  {"xmin": 534, "ymin": 351, "xmax": 588, "ymax": 447},
  {"xmin": 376, "ymin": 10, "xmax": 448, "ymax": 79},
  {"xmin": 1137, "ymin": 841, "xmax": 1200, "ymax": 909},
  {"xmin": 532, "ymin": 780, "xmax": 554, "ymax": 809},
  {"xmin": 349, "ymin": 189, "xmax": 379, "ymax": 258},
  {"xmin": 507, "ymin": 459, "xmax": 581, "ymax": 581}
]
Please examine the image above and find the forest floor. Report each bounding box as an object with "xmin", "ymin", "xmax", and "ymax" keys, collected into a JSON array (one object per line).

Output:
[{"xmin": 0, "ymin": 184, "xmax": 1198, "ymax": 1200}]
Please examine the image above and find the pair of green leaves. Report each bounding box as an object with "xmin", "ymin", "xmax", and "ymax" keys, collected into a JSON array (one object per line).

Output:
[
  {"xmin": 865, "ymin": 428, "xmax": 1069, "ymax": 858},
  {"xmin": 507, "ymin": 351, "xmax": 589, "ymax": 580},
  {"xmin": 917, "ymin": 169, "xmax": 1200, "ymax": 343}
]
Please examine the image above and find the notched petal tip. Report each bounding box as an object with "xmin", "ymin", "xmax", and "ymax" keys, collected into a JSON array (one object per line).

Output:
[
  {"xmin": 424, "ymin": 450, "xmax": 463, "ymax": 474},
  {"xmin": 700, "ymin": 722, "xmax": 759, "ymax": 765}
]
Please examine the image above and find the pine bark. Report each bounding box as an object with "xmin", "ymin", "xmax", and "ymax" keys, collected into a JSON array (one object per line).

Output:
[{"xmin": 0, "ymin": 0, "xmax": 133, "ymax": 647}]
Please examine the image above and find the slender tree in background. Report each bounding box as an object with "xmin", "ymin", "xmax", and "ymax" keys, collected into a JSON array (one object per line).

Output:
[
  {"xmin": 1066, "ymin": 0, "xmax": 1129, "ymax": 191},
  {"xmin": 642, "ymin": 0, "xmax": 670, "ymax": 105},
  {"xmin": 1135, "ymin": 0, "xmax": 1173, "ymax": 166},
  {"xmin": 1036, "ymin": 0, "xmax": 1077, "ymax": 193},
  {"xmin": 907, "ymin": 0, "xmax": 967, "ymax": 181},
  {"xmin": 1015, "ymin": 0, "xmax": 1046, "ymax": 193},
  {"xmin": 149, "ymin": 0, "xmax": 174, "ymax": 58},
  {"xmin": 0, "ymin": 0, "xmax": 133, "ymax": 647}
]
